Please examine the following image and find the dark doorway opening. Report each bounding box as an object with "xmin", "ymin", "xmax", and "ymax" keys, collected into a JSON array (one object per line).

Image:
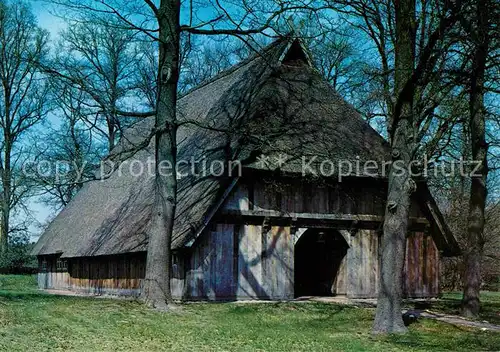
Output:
[{"xmin": 294, "ymin": 229, "xmax": 349, "ymax": 297}]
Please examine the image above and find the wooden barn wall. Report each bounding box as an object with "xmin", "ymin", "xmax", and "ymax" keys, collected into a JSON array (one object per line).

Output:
[
  {"xmin": 342, "ymin": 230, "xmax": 439, "ymax": 298},
  {"xmin": 224, "ymin": 177, "xmax": 425, "ymax": 218},
  {"xmin": 404, "ymin": 232, "xmax": 440, "ymax": 298},
  {"xmin": 345, "ymin": 230, "xmax": 379, "ymax": 298},
  {"xmin": 38, "ymin": 253, "xmax": 145, "ymax": 296},
  {"xmin": 38, "ymin": 253, "xmax": 186, "ymax": 299},
  {"xmin": 67, "ymin": 253, "xmax": 146, "ymax": 296},
  {"xmin": 185, "ymin": 225, "xmax": 381, "ymax": 300},
  {"xmin": 37, "ymin": 231, "xmax": 440, "ymax": 300},
  {"xmin": 185, "ymin": 224, "xmax": 294, "ymax": 300},
  {"xmin": 185, "ymin": 178, "xmax": 440, "ymax": 300},
  {"xmin": 37, "ymin": 255, "xmax": 70, "ymax": 290},
  {"xmin": 37, "ymin": 179, "xmax": 440, "ymax": 300}
]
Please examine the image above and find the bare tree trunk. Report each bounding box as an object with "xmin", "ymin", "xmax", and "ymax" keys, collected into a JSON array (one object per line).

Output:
[
  {"xmin": 0, "ymin": 3, "xmax": 48, "ymax": 254},
  {"xmin": 373, "ymin": 0, "xmax": 416, "ymax": 334},
  {"xmin": 140, "ymin": 0, "xmax": 180, "ymax": 310},
  {"xmin": 0, "ymin": 152, "xmax": 10, "ymax": 254},
  {"xmin": 462, "ymin": 0, "xmax": 490, "ymax": 318},
  {"xmin": 0, "ymin": 104, "xmax": 12, "ymax": 255}
]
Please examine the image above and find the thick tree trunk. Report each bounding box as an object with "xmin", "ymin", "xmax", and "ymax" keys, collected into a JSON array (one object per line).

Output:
[
  {"xmin": 0, "ymin": 191, "xmax": 9, "ymax": 254},
  {"xmin": 140, "ymin": 0, "xmax": 180, "ymax": 310},
  {"xmin": 373, "ymin": 0, "xmax": 415, "ymax": 334},
  {"xmin": 461, "ymin": 0, "xmax": 489, "ymax": 318}
]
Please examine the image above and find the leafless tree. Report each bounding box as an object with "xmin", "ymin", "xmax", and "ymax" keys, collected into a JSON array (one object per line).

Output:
[
  {"xmin": 179, "ymin": 34, "xmax": 253, "ymax": 93},
  {"xmin": 461, "ymin": 0, "xmax": 493, "ymax": 318},
  {"xmin": 0, "ymin": 2, "xmax": 50, "ymax": 253},
  {"xmin": 303, "ymin": 21, "xmax": 384, "ymax": 125},
  {"xmin": 372, "ymin": 0, "xmax": 416, "ymax": 334},
  {"xmin": 315, "ymin": 0, "xmax": 468, "ymax": 333},
  {"xmin": 36, "ymin": 81, "xmax": 103, "ymax": 210},
  {"xmin": 46, "ymin": 20, "xmax": 146, "ymax": 151}
]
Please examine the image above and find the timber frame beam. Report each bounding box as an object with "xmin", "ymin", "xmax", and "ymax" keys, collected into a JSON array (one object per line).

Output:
[{"xmin": 216, "ymin": 209, "xmax": 429, "ymax": 231}]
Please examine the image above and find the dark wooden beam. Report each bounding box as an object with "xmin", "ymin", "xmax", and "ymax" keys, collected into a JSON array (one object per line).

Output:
[{"xmin": 216, "ymin": 210, "xmax": 429, "ymax": 231}]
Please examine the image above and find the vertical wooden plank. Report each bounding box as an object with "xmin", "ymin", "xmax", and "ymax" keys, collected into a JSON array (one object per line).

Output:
[
  {"xmin": 171, "ymin": 253, "xmax": 183, "ymax": 298},
  {"xmin": 109, "ymin": 256, "xmax": 115, "ymax": 292},
  {"xmin": 418, "ymin": 233, "xmax": 424, "ymax": 295},
  {"xmin": 192, "ymin": 241, "xmax": 200, "ymax": 298},
  {"xmin": 293, "ymin": 182, "xmax": 303, "ymax": 213},
  {"xmin": 422, "ymin": 233, "xmax": 428, "ymax": 296},
  {"xmin": 346, "ymin": 231, "xmax": 358, "ymax": 297},
  {"xmin": 261, "ymin": 226, "xmax": 291, "ymax": 299},
  {"xmin": 46, "ymin": 259, "xmax": 52, "ymax": 289},
  {"xmin": 329, "ymin": 184, "xmax": 341, "ymax": 213},
  {"xmin": 368, "ymin": 232, "xmax": 379, "ymax": 296},
  {"xmin": 232, "ymin": 225, "xmax": 240, "ymax": 297},
  {"xmin": 39, "ymin": 273, "xmax": 46, "ymax": 289},
  {"xmin": 237, "ymin": 225, "xmax": 263, "ymax": 299},
  {"xmin": 334, "ymin": 255, "xmax": 348, "ymax": 295},
  {"xmin": 130, "ymin": 256, "xmax": 138, "ymax": 290},
  {"xmin": 347, "ymin": 230, "xmax": 378, "ymax": 298},
  {"xmin": 201, "ymin": 231, "xmax": 215, "ymax": 300},
  {"xmin": 405, "ymin": 232, "xmax": 440, "ymax": 298},
  {"xmin": 429, "ymin": 235, "xmax": 439, "ymax": 296},
  {"xmin": 262, "ymin": 227, "xmax": 271, "ymax": 297},
  {"xmin": 281, "ymin": 226, "xmax": 293, "ymax": 299},
  {"xmin": 405, "ymin": 232, "xmax": 431, "ymax": 298},
  {"xmin": 215, "ymin": 223, "xmax": 234, "ymax": 299},
  {"xmin": 404, "ymin": 235, "xmax": 412, "ymax": 297},
  {"xmin": 92, "ymin": 259, "xmax": 98, "ymax": 294},
  {"xmin": 280, "ymin": 184, "xmax": 295, "ymax": 213},
  {"xmin": 236, "ymin": 225, "xmax": 247, "ymax": 298},
  {"xmin": 183, "ymin": 249, "xmax": 192, "ymax": 300},
  {"xmin": 316, "ymin": 185, "xmax": 329, "ymax": 214},
  {"xmin": 207, "ymin": 227, "xmax": 216, "ymax": 300},
  {"xmin": 362, "ymin": 186, "xmax": 374, "ymax": 214}
]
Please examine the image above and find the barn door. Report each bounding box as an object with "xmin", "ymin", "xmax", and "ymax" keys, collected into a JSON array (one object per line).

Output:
[{"xmin": 294, "ymin": 229, "xmax": 348, "ymax": 297}]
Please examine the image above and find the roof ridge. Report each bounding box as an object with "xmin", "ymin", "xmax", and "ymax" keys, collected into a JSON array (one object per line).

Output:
[
  {"xmin": 179, "ymin": 36, "xmax": 291, "ymax": 99},
  {"xmin": 108, "ymin": 38, "xmax": 291, "ymax": 159}
]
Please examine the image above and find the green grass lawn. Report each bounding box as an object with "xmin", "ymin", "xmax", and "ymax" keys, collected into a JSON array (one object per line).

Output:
[{"xmin": 0, "ymin": 275, "xmax": 499, "ymax": 351}]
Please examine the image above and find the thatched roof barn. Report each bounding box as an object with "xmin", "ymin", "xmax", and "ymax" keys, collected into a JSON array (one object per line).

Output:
[{"xmin": 33, "ymin": 37, "xmax": 460, "ymax": 300}]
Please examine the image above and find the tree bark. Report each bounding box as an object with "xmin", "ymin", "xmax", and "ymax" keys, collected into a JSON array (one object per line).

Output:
[
  {"xmin": 462, "ymin": 0, "xmax": 490, "ymax": 318},
  {"xmin": 0, "ymin": 99, "xmax": 12, "ymax": 255},
  {"xmin": 373, "ymin": 0, "xmax": 416, "ymax": 334},
  {"xmin": 140, "ymin": 0, "xmax": 180, "ymax": 310},
  {"xmin": 0, "ymin": 145, "xmax": 10, "ymax": 254}
]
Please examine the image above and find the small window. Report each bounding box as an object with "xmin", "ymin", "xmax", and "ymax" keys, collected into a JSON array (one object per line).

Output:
[
  {"xmin": 172, "ymin": 255, "xmax": 178, "ymax": 278},
  {"xmin": 56, "ymin": 258, "xmax": 68, "ymax": 272},
  {"xmin": 40, "ymin": 259, "xmax": 47, "ymax": 272}
]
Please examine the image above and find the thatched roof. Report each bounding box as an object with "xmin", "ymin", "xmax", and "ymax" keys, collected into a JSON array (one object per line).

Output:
[{"xmin": 33, "ymin": 36, "xmax": 459, "ymax": 258}]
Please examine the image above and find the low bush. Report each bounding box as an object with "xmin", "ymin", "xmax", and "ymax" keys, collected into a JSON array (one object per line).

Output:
[{"xmin": 0, "ymin": 234, "xmax": 37, "ymax": 274}]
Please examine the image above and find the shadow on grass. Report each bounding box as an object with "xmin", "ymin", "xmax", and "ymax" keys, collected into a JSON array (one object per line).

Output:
[
  {"xmin": 228, "ymin": 302, "xmax": 347, "ymax": 316},
  {"xmin": 405, "ymin": 294, "xmax": 500, "ymax": 326}
]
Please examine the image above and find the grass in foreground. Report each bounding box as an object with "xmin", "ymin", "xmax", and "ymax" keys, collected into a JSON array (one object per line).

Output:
[{"xmin": 1, "ymin": 275, "xmax": 499, "ymax": 351}]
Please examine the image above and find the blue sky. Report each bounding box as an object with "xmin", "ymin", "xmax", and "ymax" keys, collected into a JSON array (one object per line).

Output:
[
  {"xmin": 31, "ymin": 1, "xmax": 66, "ymax": 37},
  {"xmin": 26, "ymin": 1, "xmax": 67, "ymax": 240}
]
